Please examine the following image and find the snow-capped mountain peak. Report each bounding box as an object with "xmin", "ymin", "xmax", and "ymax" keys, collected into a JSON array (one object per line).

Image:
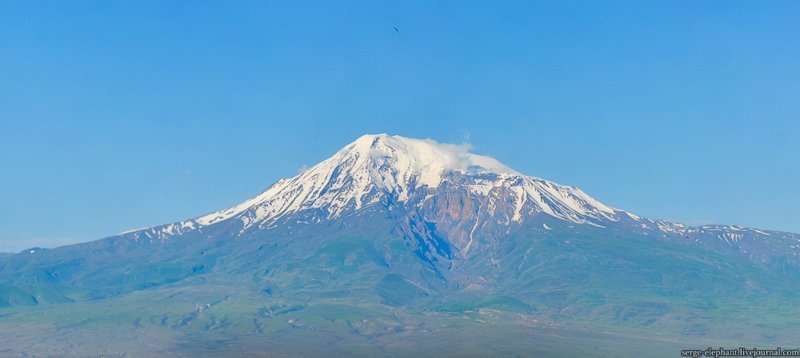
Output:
[
  {"xmin": 129, "ymin": 134, "xmax": 625, "ymax": 240},
  {"xmin": 342, "ymin": 134, "xmax": 520, "ymax": 187},
  {"xmin": 194, "ymin": 134, "xmax": 524, "ymax": 225}
]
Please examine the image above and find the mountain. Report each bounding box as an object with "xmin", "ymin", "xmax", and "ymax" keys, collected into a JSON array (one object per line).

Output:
[
  {"xmin": 1, "ymin": 134, "xmax": 799, "ymax": 357},
  {"xmin": 129, "ymin": 134, "xmax": 620, "ymax": 239}
]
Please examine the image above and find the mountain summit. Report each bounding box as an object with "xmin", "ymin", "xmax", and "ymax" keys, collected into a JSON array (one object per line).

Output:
[
  {"xmin": 196, "ymin": 133, "xmax": 521, "ymax": 226},
  {"xmin": 2, "ymin": 134, "xmax": 799, "ymax": 356},
  {"xmin": 135, "ymin": 134, "xmax": 626, "ymax": 251}
]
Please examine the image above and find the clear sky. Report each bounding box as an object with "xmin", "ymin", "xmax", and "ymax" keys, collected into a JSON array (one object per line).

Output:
[{"xmin": 1, "ymin": 1, "xmax": 798, "ymax": 252}]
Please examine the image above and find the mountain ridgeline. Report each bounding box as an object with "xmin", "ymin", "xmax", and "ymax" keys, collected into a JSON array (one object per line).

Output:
[{"xmin": 1, "ymin": 134, "xmax": 798, "ymax": 356}]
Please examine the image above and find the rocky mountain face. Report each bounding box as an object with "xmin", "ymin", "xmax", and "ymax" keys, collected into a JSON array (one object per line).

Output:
[{"xmin": 1, "ymin": 134, "xmax": 799, "ymax": 355}]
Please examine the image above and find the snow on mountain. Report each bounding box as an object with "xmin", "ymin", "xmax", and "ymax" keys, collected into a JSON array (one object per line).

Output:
[
  {"xmin": 127, "ymin": 134, "xmax": 771, "ymax": 246},
  {"xmin": 193, "ymin": 134, "xmax": 520, "ymax": 227}
]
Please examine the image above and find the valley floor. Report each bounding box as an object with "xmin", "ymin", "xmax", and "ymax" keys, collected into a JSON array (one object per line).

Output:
[{"xmin": 0, "ymin": 299, "xmax": 788, "ymax": 358}]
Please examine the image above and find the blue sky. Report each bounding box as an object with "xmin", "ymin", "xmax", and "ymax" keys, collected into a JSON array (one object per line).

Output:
[{"xmin": 1, "ymin": 1, "xmax": 798, "ymax": 252}]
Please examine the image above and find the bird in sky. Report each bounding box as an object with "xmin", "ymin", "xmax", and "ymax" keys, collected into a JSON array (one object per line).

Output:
[{"xmin": 393, "ymin": 26, "xmax": 399, "ymax": 33}]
